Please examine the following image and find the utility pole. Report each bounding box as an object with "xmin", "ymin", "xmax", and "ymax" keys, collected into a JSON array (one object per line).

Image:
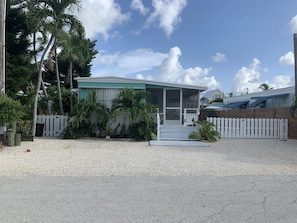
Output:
[
  {"xmin": 0, "ymin": 0, "xmax": 6, "ymax": 94},
  {"xmin": 294, "ymin": 34, "xmax": 297, "ymax": 97}
]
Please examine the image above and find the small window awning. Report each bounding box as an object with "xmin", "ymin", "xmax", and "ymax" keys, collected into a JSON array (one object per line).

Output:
[
  {"xmin": 248, "ymin": 98, "xmax": 266, "ymax": 108},
  {"xmin": 224, "ymin": 101, "xmax": 249, "ymax": 109}
]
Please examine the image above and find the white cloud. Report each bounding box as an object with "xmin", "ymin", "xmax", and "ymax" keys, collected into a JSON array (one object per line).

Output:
[
  {"xmin": 157, "ymin": 47, "xmax": 220, "ymax": 89},
  {"xmin": 232, "ymin": 58, "xmax": 294, "ymax": 95},
  {"xmin": 232, "ymin": 58, "xmax": 262, "ymax": 95},
  {"xmin": 117, "ymin": 49, "xmax": 167, "ymax": 71},
  {"xmin": 93, "ymin": 50, "xmax": 119, "ymax": 65},
  {"xmin": 92, "ymin": 46, "xmax": 220, "ymax": 90},
  {"xmin": 271, "ymin": 75, "xmax": 295, "ymax": 89},
  {"xmin": 279, "ymin": 51, "xmax": 294, "ymax": 65},
  {"xmin": 78, "ymin": 0, "xmax": 130, "ymax": 40},
  {"xmin": 92, "ymin": 48, "xmax": 167, "ymax": 76},
  {"xmin": 136, "ymin": 73, "xmax": 153, "ymax": 80},
  {"xmin": 145, "ymin": 0, "xmax": 187, "ymax": 37},
  {"xmin": 290, "ymin": 15, "xmax": 297, "ymax": 33},
  {"xmin": 130, "ymin": 0, "xmax": 149, "ymax": 15},
  {"xmin": 212, "ymin": 53, "xmax": 227, "ymax": 63}
]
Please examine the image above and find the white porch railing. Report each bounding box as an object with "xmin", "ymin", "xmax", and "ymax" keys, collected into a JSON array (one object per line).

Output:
[
  {"xmin": 36, "ymin": 115, "xmax": 68, "ymax": 137},
  {"xmin": 157, "ymin": 113, "xmax": 160, "ymax": 141},
  {"xmin": 207, "ymin": 117, "xmax": 288, "ymax": 140},
  {"xmin": 184, "ymin": 108, "xmax": 199, "ymax": 126}
]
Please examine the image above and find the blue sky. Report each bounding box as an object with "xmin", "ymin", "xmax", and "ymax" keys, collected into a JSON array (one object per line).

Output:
[{"xmin": 77, "ymin": 0, "xmax": 296, "ymax": 95}]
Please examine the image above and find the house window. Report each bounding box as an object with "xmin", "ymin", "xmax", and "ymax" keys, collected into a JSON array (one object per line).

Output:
[{"xmin": 96, "ymin": 89, "xmax": 121, "ymax": 109}]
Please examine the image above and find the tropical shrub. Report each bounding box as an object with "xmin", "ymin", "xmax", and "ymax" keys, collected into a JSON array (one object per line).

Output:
[
  {"xmin": 128, "ymin": 120, "xmax": 156, "ymax": 141},
  {"xmin": 62, "ymin": 91, "xmax": 107, "ymax": 138},
  {"xmin": 111, "ymin": 87, "xmax": 157, "ymax": 141},
  {"xmin": 189, "ymin": 120, "xmax": 221, "ymax": 142}
]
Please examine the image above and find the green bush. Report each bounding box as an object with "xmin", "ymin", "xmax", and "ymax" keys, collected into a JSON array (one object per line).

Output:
[
  {"xmin": 128, "ymin": 120, "xmax": 156, "ymax": 141},
  {"xmin": 0, "ymin": 94, "xmax": 24, "ymax": 125},
  {"xmin": 189, "ymin": 120, "xmax": 221, "ymax": 142}
]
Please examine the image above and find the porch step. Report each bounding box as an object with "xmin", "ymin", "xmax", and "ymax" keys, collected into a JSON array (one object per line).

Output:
[{"xmin": 159, "ymin": 125, "xmax": 198, "ymax": 141}]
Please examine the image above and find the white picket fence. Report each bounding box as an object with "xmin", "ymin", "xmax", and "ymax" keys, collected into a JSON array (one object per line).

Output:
[
  {"xmin": 207, "ymin": 117, "xmax": 288, "ymax": 140},
  {"xmin": 36, "ymin": 115, "xmax": 68, "ymax": 137}
]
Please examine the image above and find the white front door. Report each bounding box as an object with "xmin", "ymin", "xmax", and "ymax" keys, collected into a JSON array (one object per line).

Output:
[{"xmin": 164, "ymin": 89, "xmax": 182, "ymax": 125}]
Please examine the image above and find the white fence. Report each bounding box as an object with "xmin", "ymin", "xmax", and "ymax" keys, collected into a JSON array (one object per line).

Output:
[
  {"xmin": 36, "ymin": 115, "xmax": 68, "ymax": 137},
  {"xmin": 207, "ymin": 117, "xmax": 288, "ymax": 140},
  {"xmin": 184, "ymin": 108, "xmax": 199, "ymax": 126}
]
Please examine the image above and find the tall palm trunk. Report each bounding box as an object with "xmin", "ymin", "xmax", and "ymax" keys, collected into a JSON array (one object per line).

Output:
[
  {"xmin": 55, "ymin": 43, "xmax": 64, "ymax": 115},
  {"xmin": 33, "ymin": 33, "xmax": 51, "ymax": 115},
  {"xmin": 32, "ymin": 35, "xmax": 53, "ymax": 137}
]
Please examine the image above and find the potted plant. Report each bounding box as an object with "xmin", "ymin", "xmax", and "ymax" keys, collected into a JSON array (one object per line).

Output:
[{"xmin": 19, "ymin": 120, "xmax": 34, "ymax": 141}]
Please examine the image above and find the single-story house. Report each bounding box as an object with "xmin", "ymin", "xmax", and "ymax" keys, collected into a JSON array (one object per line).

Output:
[
  {"xmin": 76, "ymin": 76, "xmax": 207, "ymax": 127},
  {"xmin": 223, "ymin": 86, "xmax": 295, "ymax": 110}
]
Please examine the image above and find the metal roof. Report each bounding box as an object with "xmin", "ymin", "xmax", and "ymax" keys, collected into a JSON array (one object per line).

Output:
[{"xmin": 75, "ymin": 76, "xmax": 207, "ymax": 91}]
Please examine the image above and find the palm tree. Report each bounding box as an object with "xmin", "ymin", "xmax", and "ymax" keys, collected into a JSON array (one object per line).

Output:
[
  {"xmin": 111, "ymin": 88, "xmax": 157, "ymax": 140},
  {"xmin": 111, "ymin": 88, "xmax": 156, "ymax": 125},
  {"xmin": 258, "ymin": 83, "xmax": 273, "ymax": 91},
  {"xmin": 26, "ymin": 0, "xmax": 81, "ymax": 136},
  {"xmin": 59, "ymin": 23, "xmax": 87, "ymax": 111},
  {"xmin": 25, "ymin": 0, "xmax": 52, "ymax": 114}
]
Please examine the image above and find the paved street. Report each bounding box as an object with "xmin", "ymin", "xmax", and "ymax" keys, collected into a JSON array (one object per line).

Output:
[{"xmin": 1, "ymin": 175, "xmax": 297, "ymax": 222}]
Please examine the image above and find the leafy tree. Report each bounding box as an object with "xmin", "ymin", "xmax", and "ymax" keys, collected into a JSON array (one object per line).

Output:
[{"xmin": 6, "ymin": 1, "xmax": 33, "ymax": 98}]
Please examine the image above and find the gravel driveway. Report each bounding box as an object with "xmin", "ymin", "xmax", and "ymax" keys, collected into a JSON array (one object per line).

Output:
[{"xmin": 0, "ymin": 138, "xmax": 296, "ymax": 176}]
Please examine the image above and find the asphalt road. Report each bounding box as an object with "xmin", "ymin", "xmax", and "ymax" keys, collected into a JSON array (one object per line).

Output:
[{"xmin": 1, "ymin": 175, "xmax": 297, "ymax": 223}]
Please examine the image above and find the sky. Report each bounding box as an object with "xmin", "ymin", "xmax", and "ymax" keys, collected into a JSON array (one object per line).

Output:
[{"xmin": 75, "ymin": 0, "xmax": 297, "ymax": 95}]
